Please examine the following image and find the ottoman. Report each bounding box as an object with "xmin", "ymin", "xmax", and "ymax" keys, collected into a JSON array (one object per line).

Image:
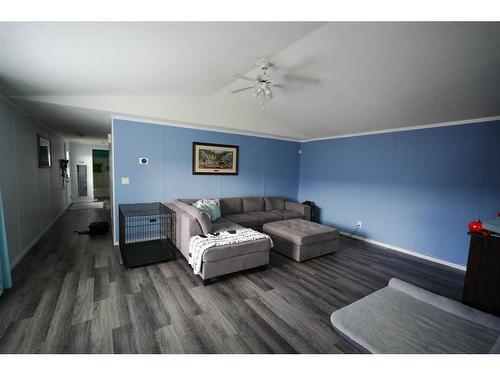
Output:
[{"xmin": 263, "ymin": 219, "xmax": 340, "ymax": 262}]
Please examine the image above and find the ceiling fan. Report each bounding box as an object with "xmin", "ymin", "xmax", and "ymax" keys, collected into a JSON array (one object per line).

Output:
[{"xmin": 230, "ymin": 58, "xmax": 288, "ymax": 109}]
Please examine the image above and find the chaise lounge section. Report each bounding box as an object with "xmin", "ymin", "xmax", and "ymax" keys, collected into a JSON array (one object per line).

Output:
[{"xmin": 167, "ymin": 196, "xmax": 311, "ymax": 282}]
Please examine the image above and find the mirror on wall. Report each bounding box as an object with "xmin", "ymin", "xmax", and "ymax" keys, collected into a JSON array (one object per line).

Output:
[
  {"xmin": 37, "ymin": 134, "xmax": 52, "ymax": 168},
  {"xmin": 77, "ymin": 164, "xmax": 88, "ymax": 197}
]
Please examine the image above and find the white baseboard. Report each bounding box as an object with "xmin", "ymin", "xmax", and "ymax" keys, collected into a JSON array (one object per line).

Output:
[
  {"xmin": 339, "ymin": 231, "xmax": 466, "ymax": 272},
  {"xmin": 10, "ymin": 207, "xmax": 68, "ymax": 270}
]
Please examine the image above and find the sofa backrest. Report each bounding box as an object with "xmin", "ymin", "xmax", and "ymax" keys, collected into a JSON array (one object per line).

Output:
[
  {"xmin": 176, "ymin": 195, "xmax": 288, "ymax": 219},
  {"xmin": 185, "ymin": 196, "xmax": 286, "ymax": 214},
  {"xmin": 179, "ymin": 198, "xmax": 197, "ymax": 205},
  {"xmin": 242, "ymin": 197, "xmax": 265, "ymax": 212},
  {"xmin": 219, "ymin": 197, "xmax": 243, "ymax": 215},
  {"xmin": 264, "ymin": 196, "xmax": 285, "ymax": 211}
]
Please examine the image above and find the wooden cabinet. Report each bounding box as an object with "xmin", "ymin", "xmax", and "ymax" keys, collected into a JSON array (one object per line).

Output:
[{"xmin": 462, "ymin": 233, "xmax": 500, "ymax": 316}]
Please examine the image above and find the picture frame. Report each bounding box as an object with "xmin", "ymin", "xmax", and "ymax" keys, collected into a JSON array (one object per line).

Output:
[
  {"xmin": 192, "ymin": 142, "xmax": 239, "ymax": 175},
  {"xmin": 37, "ymin": 134, "xmax": 52, "ymax": 168}
]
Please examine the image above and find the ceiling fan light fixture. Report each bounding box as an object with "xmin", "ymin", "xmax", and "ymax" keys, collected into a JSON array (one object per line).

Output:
[{"xmin": 230, "ymin": 58, "xmax": 301, "ymax": 109}]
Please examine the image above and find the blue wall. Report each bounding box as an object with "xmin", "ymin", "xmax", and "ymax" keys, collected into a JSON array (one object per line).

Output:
[
  {"xmin": 113, "ymin": 118, "xmax": 500, "ymax": 266},
  {"xmin": 112, "ymin": 119, "xmax": 300, "ymax": 241},
  {"xmin": 298, "ymin": 121, "xmax": 500, "ymax": 266}
]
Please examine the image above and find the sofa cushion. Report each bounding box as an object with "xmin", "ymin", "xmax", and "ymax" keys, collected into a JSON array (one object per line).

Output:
[
  {"xmin": 219, "ymin": 198, "xmax": 243, "ymax": 215},
  {"xmin": 242, "ymin": 197, "xmax": 265, "ymax": 212},
  {"xmin": 247, "ymin": 211, "xmax": 282, "ymax": 226},
  {"xmin": 223, "ymin": 213, "xmax": 259, "ymax": 228},
  {"xmin": 265, "ymin": 196, "xmax": 285, "ymax": 211},
  {"xmin": 173, "ymin": 199, "xmax": 212, "ymax": 234},
  {"xmin": 263, "ymin": 219, "xmax": 339, "ymax": 246},
  {"xmin": 211, "ymin": 218, "xmax": 244, "ymax": 233},
  {"xmin": 202, "ymin": 237, "xmax": 271, "ymax": 263},
  {"xmin": 269, "ymin": 209, "xmax": 303, "ymax": 220}
]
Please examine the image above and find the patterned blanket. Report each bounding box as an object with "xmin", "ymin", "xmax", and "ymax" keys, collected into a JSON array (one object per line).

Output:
[{"xmin": 188, "ymin": 229, "xmax": 273, "ymax": 275}]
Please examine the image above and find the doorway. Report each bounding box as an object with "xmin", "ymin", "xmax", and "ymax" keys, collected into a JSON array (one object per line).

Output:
[{"xmin": 92, "ymin": 149, "xmax": 110, "ymax": 201}]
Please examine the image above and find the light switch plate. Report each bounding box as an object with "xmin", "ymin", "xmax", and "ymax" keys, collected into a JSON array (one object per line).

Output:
[{"xmin": 121, "ymin": 177, "xmax": 130, "ymax": 185}]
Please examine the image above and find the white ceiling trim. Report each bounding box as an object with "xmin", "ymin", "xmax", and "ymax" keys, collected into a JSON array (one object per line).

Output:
[
  {"xmin": 113, "ymin": 113, "xmax": 500, "ymax": 144},
  {"xmin": 300, "ymin": 115, "xmax": 500, "ymax": 143},
  {"xmin": 111, "ymin": 114, "xmax": 300, "ymax": 142}
]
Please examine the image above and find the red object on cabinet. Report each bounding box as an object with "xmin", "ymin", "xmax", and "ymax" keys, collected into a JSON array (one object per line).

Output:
[{"xmin": 468, "ymin": 221, "xmax": 483, "ymax": 233}]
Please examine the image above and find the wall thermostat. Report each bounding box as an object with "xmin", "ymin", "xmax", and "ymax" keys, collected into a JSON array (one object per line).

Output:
[{"xmin": 139, "ymin": 157, "xmax": 149, "ymax": 165}]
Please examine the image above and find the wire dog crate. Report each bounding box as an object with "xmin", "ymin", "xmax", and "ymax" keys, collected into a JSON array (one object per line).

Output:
[{"xmin": 119, "ymin": 202, "xmax": 177, "ymax": 268}]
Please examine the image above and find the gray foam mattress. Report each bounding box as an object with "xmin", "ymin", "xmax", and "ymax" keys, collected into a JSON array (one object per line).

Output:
[{"xmin": 330, "ymin": 278, "xmax": 500, "ymax": 354}]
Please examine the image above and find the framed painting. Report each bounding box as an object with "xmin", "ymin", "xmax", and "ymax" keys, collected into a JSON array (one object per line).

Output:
[
  {"xmin": 37, "ymin": 134, "xmax": 52, "ymax": 168},
  {"xmin": 192, "ymin": 142, "xmax": 239, "ymax": 175}
]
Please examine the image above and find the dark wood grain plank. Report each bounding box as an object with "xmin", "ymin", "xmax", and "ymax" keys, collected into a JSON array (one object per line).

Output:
[
  {"xmin": 112, "ymin": 324, "xmax": 137, "ymax": 354},
  {"xmin": 126, "ymin": 293, "xmax": 161, "ymax": 353}
]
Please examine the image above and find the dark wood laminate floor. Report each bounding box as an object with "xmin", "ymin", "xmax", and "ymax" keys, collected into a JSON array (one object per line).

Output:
[{"xmin": 0, "ymin": 207, "xmax": 464, "ymax": 353}]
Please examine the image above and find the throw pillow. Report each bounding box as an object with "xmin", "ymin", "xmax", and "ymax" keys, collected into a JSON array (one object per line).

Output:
[
  {"xmin": 193, "ymin": 199, "xmax": 221, "ymax": 222},
  {"xmin": 202, "ymin": 198, "xmax": 221, "ymax": 222}
]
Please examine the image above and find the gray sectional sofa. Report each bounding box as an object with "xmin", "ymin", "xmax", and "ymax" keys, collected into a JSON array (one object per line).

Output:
[{"xmin": 167, "ymin": 196, "xmax": 311, "ymax": 282}]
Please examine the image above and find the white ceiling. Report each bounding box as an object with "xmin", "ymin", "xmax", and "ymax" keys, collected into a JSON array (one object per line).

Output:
[
  {"xmin": 0, "ymin": 22, "xmax": 323, "ymax": 96},
  {"xmin": 1, "ymin": 22, "xmax": 500, "ymax": 142}
]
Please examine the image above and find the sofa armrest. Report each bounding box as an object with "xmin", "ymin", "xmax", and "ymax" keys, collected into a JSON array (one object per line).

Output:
[
  {"xmin": 285, "ymin": 201, "xmax": 311, "ymax": 220},
  {"xmin": 167, "ymin": 202, "xmax": 203, "ymax": 259}
]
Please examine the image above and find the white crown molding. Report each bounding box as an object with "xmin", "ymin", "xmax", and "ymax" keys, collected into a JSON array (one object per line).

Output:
[
  {"xmin": 111, "ymin": 114, "xmax": 301, "ymax": 142},
  {"xmin": 7, "ymin": 93, "xmax": 500, "ymax": 144},
  {"xmin": 301, "ymin": 115, "xmax": 500, "ymax": 143},
  {"xmin": 339, "ymin": 231, "xmax": 466, "ymax": 272},
  {"xmin": 112, "ymin": 113, "xmax": 500, "ymax": 144}
]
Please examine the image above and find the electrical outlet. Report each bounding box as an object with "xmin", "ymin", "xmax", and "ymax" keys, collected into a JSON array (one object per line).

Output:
[{"xmin": 357, "ymin": 220, "xmax": 362, "ymax": 228}]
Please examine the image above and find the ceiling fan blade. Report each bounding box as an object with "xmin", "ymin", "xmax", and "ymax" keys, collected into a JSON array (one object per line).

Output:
[
  {"xmin": 273, "ymin": 82, "xmax": 302, "ymax": 89},
  {"xmin": 283, "ymin": 74, "xmax": 320, "ymax": 84},
  {"xmin": 272, "ymin": 82, "xmax": 294, "ymax": 88},
  {"xmin": 231, "ymin": 73, "xmax": 255, "ymax": 82},
  {"xmin": 230, "ymin": 86, "xmax": 254, "ymax": 94}
]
